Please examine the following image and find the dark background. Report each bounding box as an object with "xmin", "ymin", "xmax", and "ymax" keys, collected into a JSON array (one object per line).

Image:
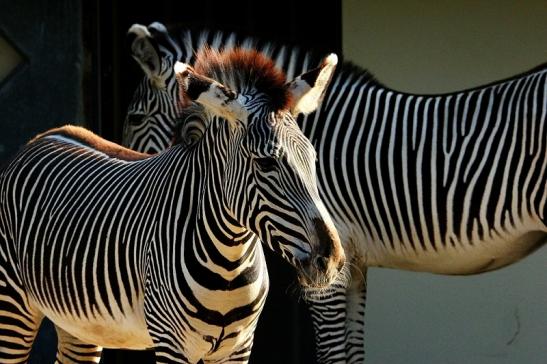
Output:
[
  {"xmin": 0, "ymin": 1, "xmax": 341, "ymax": 362},
  {"xmin": 83, "ymin": 1, "xmax": 342, "ymax": 146}
]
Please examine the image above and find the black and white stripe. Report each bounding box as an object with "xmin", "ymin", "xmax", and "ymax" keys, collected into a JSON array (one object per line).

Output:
[
  {"xmin": 122, "ymin": 23, "xmax": 547, "ymax": 364},
  {"xmin": 0, "ymin": 39, "xmax": 344, "ymax": 363}
]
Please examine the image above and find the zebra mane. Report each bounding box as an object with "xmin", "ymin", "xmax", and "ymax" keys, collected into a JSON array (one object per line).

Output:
[
  {"xmin": 335, "ymin": 61, "xmax": 382, "ymax": 87},
  {"xmin": 159, "ymin": 24, "xmax": 546, "ymax": 99},
  {"xmin": 193, "ymin": 47, "xmax": 292, "ymax": 111},
  {"xmin": 142, "ymin": 24, "xmax": 383, "ymax": 146},
  {"xmin": 165, "ymin": 24, "xmax": 381, "ymax": 87}
]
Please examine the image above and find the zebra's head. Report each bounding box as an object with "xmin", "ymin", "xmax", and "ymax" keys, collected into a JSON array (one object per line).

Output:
[
  {"xmin": 123, "ymin": 23, "xmax": 181, "ymax": 153},
  {"xmin": 172, "ymin": 48, "xmax": 345, "ymax": 287}
]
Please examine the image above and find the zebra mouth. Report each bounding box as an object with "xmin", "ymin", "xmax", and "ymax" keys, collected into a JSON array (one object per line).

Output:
[
  {"xmin": 296, "ymin": 256, "xmax": 350, "ymax": 289},
  {"xmin": 298, "ymin": 262, "xmax": 351, "ymax": 299},
  {"xmin": 296, "ymin": 260, "xmax": 338, "ymax": 289},
  {"xmin": 298, "ymin": 275, "xmax": 333, "ymax": 288}
]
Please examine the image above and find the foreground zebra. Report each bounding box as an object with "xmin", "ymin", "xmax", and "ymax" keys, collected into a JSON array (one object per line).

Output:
[
  {"xmin": 0, "ymin": 36, "xmax": 346, "ymax": 362},
  {"xmin": 123, "ymin": 22, "xmax": 547, "ymax": 364}
]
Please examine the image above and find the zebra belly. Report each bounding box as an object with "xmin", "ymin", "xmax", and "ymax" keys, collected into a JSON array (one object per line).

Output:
[
  {"xmin": 38, "ymin": 304, "xmax": 153, "ymax": 349},
  {"xmin": 345, "ymin": 222, "xmax": 547, "ymax": 274},
  {"xmin": 396, "ymin": 231, "xmax": 545, "ymax": 274}
]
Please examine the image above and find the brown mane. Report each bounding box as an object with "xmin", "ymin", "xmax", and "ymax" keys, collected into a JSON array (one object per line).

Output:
[
  {"xmin": 32, "ymin": 125, "xmax": 150, "ymax": 161},
  {"xmin": 193, "ymin": 47, "xmax": 293, "ymax": 111}
]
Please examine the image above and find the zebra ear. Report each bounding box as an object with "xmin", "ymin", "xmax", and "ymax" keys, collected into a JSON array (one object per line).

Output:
[
  {"xmin": 128, "ymin": 24, "xmax": 162, "ymax": 84},
  {"xmin": 174, "ymin": 62, "xmax": 249, "ymax": 124},
  {"xmin": 286, "ymin": 53, "xmax": 338, "ymax": 115},
  {"xmin": 128, "ymin": 23, "xmax": 178, "ymax": 89}
]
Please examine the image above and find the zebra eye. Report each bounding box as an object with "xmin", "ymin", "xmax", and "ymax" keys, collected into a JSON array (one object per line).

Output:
[
  {"xmin": 255, "ymin": 157, "xmax": 278, "ymax": 172},
  {"xmin": 127, "ymin": 113, "xmax": 145, "ymax": 125}
]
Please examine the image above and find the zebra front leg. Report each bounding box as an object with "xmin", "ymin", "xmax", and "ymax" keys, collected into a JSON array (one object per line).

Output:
[
  {"xmin": 345, "ymin": 267, "xmax": 367, "ymax": 364},
  {"xmin": 55, "ymin": 327, "xmax": 102, "ymax": 364},
  {"xmin": 305, "ymin": 283, "xmax": 348, "ymax": 364}
]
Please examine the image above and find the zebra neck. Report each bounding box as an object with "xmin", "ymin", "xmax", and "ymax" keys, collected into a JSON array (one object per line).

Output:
[
  {"xmin": 192, "ymin": 120, "xmax": 259, "ymax": 273},
  {"xmin": 189, "ymin": 189, "xmax": 261, "ymax": 282}
]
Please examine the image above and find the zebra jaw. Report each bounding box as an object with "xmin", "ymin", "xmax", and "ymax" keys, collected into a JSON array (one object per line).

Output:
[{"xmin": 174, "ymin": 61, "xmax": 249, "ymax": 123}]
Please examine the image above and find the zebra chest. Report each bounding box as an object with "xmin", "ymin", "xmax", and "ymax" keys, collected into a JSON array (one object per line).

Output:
[{"xmin": 140, "ymin": 240, "xmax": 269, "ymax": 358}]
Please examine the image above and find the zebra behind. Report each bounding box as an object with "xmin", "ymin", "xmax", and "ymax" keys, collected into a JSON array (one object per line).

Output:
[
  {"xmin": 0, "ymin": 29, "xmax": 345, "ymax": 363},
  {"xmin": 123, "ymin": 23, "xmax": 547, "ymax": 364}
]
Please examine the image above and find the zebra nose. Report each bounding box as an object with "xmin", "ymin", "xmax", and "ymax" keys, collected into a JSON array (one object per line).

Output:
[
  {"xmin": 313, "ymin": 218, "xmax": 335, "ymax": 256},
  {"xmin": 315, "ymin": 256, "xmax": 329, "ymax": 272}
]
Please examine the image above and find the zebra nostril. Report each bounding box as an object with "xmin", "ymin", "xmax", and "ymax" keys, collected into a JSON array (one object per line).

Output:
[
  {"xmin": 337, "ymin": 258, "xmax": 345, "ymax": 272},
  {"xmin": 315, "ymin": 256, "xmax": 329, "ymax": 272}
]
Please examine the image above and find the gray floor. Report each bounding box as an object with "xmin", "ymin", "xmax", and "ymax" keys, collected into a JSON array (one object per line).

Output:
[{"xmin": 365, "ymin": 246, "xmax": 547, "ymax": 364}]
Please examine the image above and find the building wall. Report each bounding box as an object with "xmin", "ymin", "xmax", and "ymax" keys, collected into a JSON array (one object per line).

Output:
[
  {"xmin": 0, "ymin": 3, "xmax": 83, "ymax": 361},
  {"xmin": 343, "ymin": 0, "xmax": 546, "ymax": 93},
  {"xmin": 342, "ymin": 1, "xmax": 547, "ymax": 363},
  {"xmin": 0, "ymin": 1, "xmax": 82, "ymax": 165}
]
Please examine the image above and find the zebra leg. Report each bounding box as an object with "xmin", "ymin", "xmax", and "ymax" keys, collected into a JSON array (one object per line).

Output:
[
  {"xmin": 0, "ymin": 242, "xmax": 44, "ymax": 362},
  {"xmin": 0, "ymin": 286, "xmax": 43, "ymax": 363},
  {"xmin": 345, "ymin": 267, "xmax": 367, "ymax": 364},
  {"xmin": 55, "ymin": 326, "xmax": 102, "ymax": 364},
  {"xmin": 305, "ymin": 283, "xmax": 348, "ymax": 364}
]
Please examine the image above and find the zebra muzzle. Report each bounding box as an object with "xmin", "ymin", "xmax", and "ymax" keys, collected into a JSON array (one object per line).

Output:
[{"xmin": 298, "ymin": 251, "xmax": 346, "ymax": 289}]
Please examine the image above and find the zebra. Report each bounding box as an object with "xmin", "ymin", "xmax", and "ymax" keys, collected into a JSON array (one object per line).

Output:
[
  {"xmin": 122, "ymin": 22, "xmax": 547, "ymax": 364},
  {"xmin": 0, "ymin": 28, "xmax": 346, "ymax": 363}
]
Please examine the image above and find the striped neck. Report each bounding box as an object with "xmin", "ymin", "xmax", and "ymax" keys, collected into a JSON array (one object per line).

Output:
[{"xmin": 183, "ymin": 118, "xmax": 260, "ymax": 281}]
